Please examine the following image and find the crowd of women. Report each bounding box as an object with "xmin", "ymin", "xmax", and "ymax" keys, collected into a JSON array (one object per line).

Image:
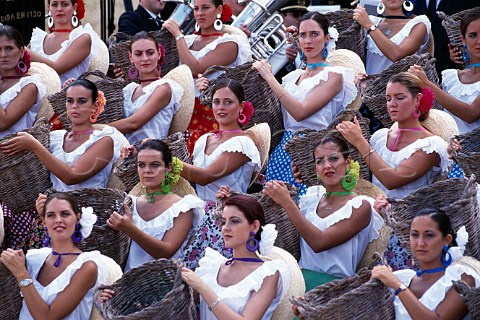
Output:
[{"xmin": 0, "ymin": 0, "xmax": 479, "ymax": 318}]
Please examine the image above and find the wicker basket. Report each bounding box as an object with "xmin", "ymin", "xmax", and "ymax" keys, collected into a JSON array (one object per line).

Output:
[
  {"xmin": 454, "ymin": 279, "xmax": 480, "ymax": 319},
  {"xmin": 438, "ymin": 10, "xmax": 470, "ymax": 67},
  {"xmin": 452, "ymin": 127, "xmax": 480, "ymax": 184},
  {"xmin": 114, "ymin": 132, "xmax": 192, "ymax": 193},
  {"xmin": 290, "ymin": 268, "xmax": 394, "ymax": 319},
  {"xmin": 108, "ymin": 29, "xmax": 179, "ymax": 83},
  {"xmin": 360, "ymin": 53, "xmax": 440, "ymax": 128},
  {"xmin": 284, "ymin": 110, "xmax": 371, "ymax": 187},
  {"xmin": 94, "ymin": 259, "xmax": 196, "ymax": 320},
  {"xmin": 47, "ymin": 70, "xmax": 127, "ymax": 131},
  {"xmin": 216, "ymin": 185, "xmax": 301, "ymax": 261},
  {"xmin": 199, "ymin": 61, "xmax": 284, "ymax": 152},
  {"xmin": 0, "ymin": 263, "xmax": 22, "ymax": 319},
  {"xmin": 45, "ymin": 188, "xmax": 131, "ymax": 269},
  {"xmin": 0, "ymin": 119, "xmax": 52, "ymax": 212},
  {"xmin": 383, "ymin": 176, "xmax": 480, "ymax": 264}
]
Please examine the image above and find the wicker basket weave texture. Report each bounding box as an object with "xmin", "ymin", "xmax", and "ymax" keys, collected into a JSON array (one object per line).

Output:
[
  {"xmin": 360, "ymin": 53, "xmax": 440, "ymax": 128},
  {"xmin": 290, "ymin": 268, "xmax": 394, "ymax": 319},
  {"xmin": 452, "ymin": 127, "xmax": 480, "ymax": 184},
  {"xmin": 114, "ymin": 132, "xmax": 192, "ymax": 193},
  {"xmin": 0, "ymin": 263, "xmax": 22, "ymax": 319},
  {"xmin": 284, "ymin": 110, "xmax": 371, "ymax": 187},
  {"xmin": 218, "ymin": 186, "xmax": 301, "ymax": 261},
  {"xmin": 45, "ymin": 188, "xmax": 131, "ymax": 270},
  {"xmin": 384, "ymin": 176, "xmax": 480, "ymax": 263},
  {"xmin": 199, "ymin": 61, "xmax": 284, "ymax": 152},
  {"xmin": 454, "ymin": 279, "xmax": 480, "ymax": 319},
  {"xmin": 0, "ymin": 118, "xmax": 52, "ymax": 212},
  {"xmin": 438, "ymin": 10, "xmax": 470, "ymax": 66},
  {"xmin": 108, "ymin": 29, "xmax": 179, "ymax": 83},
  {"xmin": 94, "ymin": 259, "xmax": 196, "ymax": 320},
  {"xmin": 48, "ymin": 70, "xmax": 128, "ymax": 131}
]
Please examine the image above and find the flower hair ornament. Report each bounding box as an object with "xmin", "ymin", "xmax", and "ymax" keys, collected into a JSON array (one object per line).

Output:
[
  {"xmin": 220, "ymin": 3, "xmax": 233, "ymax": 23},
  {"xmin": 413, "ymin": 87, "xmax": 434, "ymax": 118},
  {"xmin": 75, "ymin": 0, "xmax": 86, "ymax": 21},
  {"xmin": 158, "ymin": 43, "xmax": 166, "ymax": 68},
  {"xmin": 165, "ymin": 157, "xmax": 184, "ymax": 186},
  {"xmin": 259, "ymin": 224, "xmax": 278, "ymax": 256},
  {"xmin": 79, "ymin": 206, "xmax": 97, "ymax": 239},
  {"xmin": 90, "ymin": 90, "xmax": 106, "ymax": 123},
  {"xmin": 447, "ymin": 226, "xmax": 468, "ymax": 262},
  {"xmin": 324, "ymin": 26, "xmax": 339, "ymax": 59},
  {"xmin": 238, "ymin": 101, "xmax": 254, "ymax": 125}
]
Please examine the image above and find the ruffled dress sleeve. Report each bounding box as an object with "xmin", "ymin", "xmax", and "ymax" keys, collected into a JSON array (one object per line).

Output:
[{"xmin": 29, "ymin": 28, "xmax": 48, "ymax": 56}]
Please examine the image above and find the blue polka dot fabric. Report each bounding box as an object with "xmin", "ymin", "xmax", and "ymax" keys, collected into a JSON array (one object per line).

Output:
[{"xmin": 448, "ymin": 163, "xmax": 464, "ymax": 179}]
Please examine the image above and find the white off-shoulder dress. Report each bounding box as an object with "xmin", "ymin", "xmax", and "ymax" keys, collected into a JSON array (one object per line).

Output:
[
  {"xmin": 124, "ymin": 195, "xmax": 205, "ymax": 271},
  {"xmin": 298, "ymin": 185, "xmax": 384, "ymax": 278},
  {"xmin": 30, "ymin": 24, "xmax": 102, "ymax": 85},
  {"xmin": 49, "ymin": 125, "xmax": 125, "ymax": 191},
  {"xmin": 122, "ymin": 78, "xmax": 184, "ymax": 143},
  {"xmin": 19, "ymin": 248, "xmax": 108, "ymax": 320},
  {"xmin": 196, "ymin": 248, "xmax": 290, "ymax": 320},
  {"xmin": 441, "ymin": 69, "xmax": 480, "ymax": 134},
  {"xmin": 0, "ymin": 75, "xmax": 46, "ymax": 138}
]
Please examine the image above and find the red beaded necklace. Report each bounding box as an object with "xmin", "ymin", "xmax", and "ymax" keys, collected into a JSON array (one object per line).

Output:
[
  {"xmin": 193, "ymin": 32, "xmax": 224, "ymax": 37},
  {"xmin": 0, "ymin": 75, "xmax": 24, "ymax": 80},
  {"xmin": 53, "ymin": 29, "xmax": 73, "ymax": 33}
]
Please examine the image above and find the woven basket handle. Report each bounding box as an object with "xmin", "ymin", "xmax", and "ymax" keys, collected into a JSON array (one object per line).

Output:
[
  {"xmin": 79, "ymin": 69, "xmax": 109, "ymax": 80},
  {"xmin": 202, "ymin": 65, "xmax": 230, "ymax": 78},
  {"xmin": 108, "ymin": 32, "xmax": 132, "ymax": 46}
]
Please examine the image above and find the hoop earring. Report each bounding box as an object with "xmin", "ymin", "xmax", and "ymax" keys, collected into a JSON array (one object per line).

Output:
[
  {"xmin": 128, "ymin": 62, "xmax": 138, "ymax": 80},
  {"xmin": 237, "ymin": 112, "xmax": 247, "ymax": 124},
  {"xmin": 16, "ymin": 60, "xmax": 28, "ymax": 75},
  {"xmin": 246, "ymin": 231, "xmax": 259, "ymax": 252},
  {"xmin": 214, "ymin": 14, "xmax": 223, "ymax": 31},
  {"xmin": 412, "ymin": 106, "xmax": 421, "ymax": 119},
  {"xmin": 377, "ymin": 2, "xmax": 385, "ymax": 15},
  {"xmin": 90, "ymin": 110, "xmax": 99, "ymax": 123},
  {"xmin": 403, "ymin": 0, "xmax": 413, "ymax": 12},
  {"xmin": 322, "ymin": 42, "xmax": 329, "ymax": 59},
  {"xmin": 47, "ymin": 11, "xmax": 54, "ymax": 28},
  {"xmin": 441, "ymin": 245, "xmax": 452, "ymax": 267},
  {"xmin": 195, "ymin": 22, "xmax": 201, "ymax": 33},
  {"xmin": 161, "ymin": 174, "xmax": 172, "ymax": 193},
  {"xmin": 341, "ymin": 169, "xmax": 356, "ymax": 191},
  {"xmin": 71, "ymin": 10, "xmax": 79, "ymax": 27},
  {"xmin": 72, "ymin": 223, "xmax": 82, "ymax": 243},
  {"xmin": 42, "ymin": 226, "xmax": 51, "ymax": 247}
]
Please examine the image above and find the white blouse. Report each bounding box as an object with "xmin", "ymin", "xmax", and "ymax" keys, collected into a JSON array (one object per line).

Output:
[
  {"xmin": 298, "ymin": 186, "xmax": 384, "ymax": 277},
  {"xmin": 366, "ymin": 15, "xmax": 431, "ymax": 75},
  {"xmin": 124, "ymin": 194, "xmax": 205, "ymax": 271},
  {"xmin": 184, "ymin": 33, "xmax": 252, "ymax": 97},
  {"xmin": 192, "ymin": 134, "xmax": 261, "ymax": 202},
  {"xmin": 394, "ymin": 264, "xmax": 480, "ymax": 320},
  {"xmin": 0, "ymin": 75, "xmax": 46, "ymax": 138},
  {"xmin": 49, "ymin": 126, "xmax": 124, "ymax": 191},
  {"xmin": 281, "ymin": 66, "xmax": 357, "ymax": 131},
  {"xmin": 370, "ymin": 128, "xmax": 451, "ymax": 199},
  {"xmin": 442, "ymin": 69, "xmax": 480, "ymax": 134},
  {"xmin": 123, "ymin": 78, "xmax": 184, "ymax": 143},
  {"xmin": 30, "ymin": 24, "xmax": 102, "ymax": 85},
  {"xmin": 19, "ymin": 248, "xmax": 108, "ymax": 320},
  {"xmin": 196, "ymin": 248, "xmax": 290, "ymax": 320}
]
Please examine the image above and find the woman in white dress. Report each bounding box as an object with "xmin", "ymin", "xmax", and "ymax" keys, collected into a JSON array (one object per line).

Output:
[
  {"xmin": 0, "ymin": 25, "xmax": 46, "ymax": 250},
  {"xmin": 181, "ymin": 78, "xmax": 261, "ymax": 269},
  {"xmin": 371, "ymin": 208, "xmax": 480, "ymax": 319},
  {"xmin": 253, "ymin": 11, "xmax": 357, "ymax": 194},
  {"xmin": 105, "ymin": 139, "xmax": 204, "ymax": 272},
  {"xmin": 109, "ymin": 32, "xmax": 184, "ymax": 144},
  {"xmin": 181, "ymin": 195, "xmax": 289, "ymax": 320},
  {"xmin": 163, "ymin": 0, "xmax": 251, "ymax": 153},
  {"xmin": 337, "ymin": 72, "xmax": 451, "ymax": 270},
  {"xmin": 0, "ymin": 192, "xmax": 106, "ymax": 320},
  {"xmin": 27, "ymin": 0, "xmax": 102, "ymax": 86},
  {"xmin": 264, "ymin": 134, "xmax": 383, "ymax": 291}
]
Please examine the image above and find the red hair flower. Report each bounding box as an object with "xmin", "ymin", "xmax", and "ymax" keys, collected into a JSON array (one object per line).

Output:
[
  {"xmin": 419, "ymin": 87, "xmax": 434, "ymax": 113},
  {"xmin": 76, "ymin": 0, "xmax": 85, "ymax": 20},
  {"xmin": 221, "ymin": 3, "xmax": 233, "ymax": 23},
  {"xmin": 23, "ymin": 50, "xmax": 31, "ymax": 70},
  {"xmin": 158, "ymin": 44, "xmax": 166, "ymax": 68},
  {"xmin": 242, "ymin": 101, "xmax": 254, "ymax": 125}
]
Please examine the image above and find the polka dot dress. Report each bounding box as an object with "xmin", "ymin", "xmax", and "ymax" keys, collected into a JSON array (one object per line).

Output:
[{"xmin": 448, "ymin": 163, "xmax": 464, "ymax": 179}]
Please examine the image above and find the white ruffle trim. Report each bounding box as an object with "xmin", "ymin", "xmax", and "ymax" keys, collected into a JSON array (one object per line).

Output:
[
  {"xmin": 0, "ymin": 74, "xmax": 46, "ymax": 107},
  {"xmin": 131, "ymin": 195, "xmax": 205, "ymax": 239},
  {"xmin": 26, "ymin": 248, "xmax": 108, "ymax": 300},
  {"xmin": 371, "ymin": 128, "xmax": 451, "ymax": 173},
  {"xmin": 366, "ymin": 15, "xmax": 431, "ymax": 56},
  {"xmin": 394, "ymin": 264, "xmax": 480, "ymax": 317},
  {"xmin": 442, "ymin": 69, "xmax": 480, "ymax": 97},
  {"xmin": 196, "ymin": 248, "xmax": 290, "ymax": 299}
]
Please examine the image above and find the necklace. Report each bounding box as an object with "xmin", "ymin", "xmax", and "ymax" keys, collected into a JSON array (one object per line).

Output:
[
  {"xmin": 416, "ymin": 266, "xmax": 446, "ymax": 277},
  {"xmin": 194, "ymin": 32, "xmax": 224, "ymax": 37},
  {"xmin": 145, "ymin": 190, "xmax": 172, "ymax": 203},
  {"xmin": 382, "ymin": 15, "xmax": 409, "ymax": 19},
  {"xmin": 53, "ymin": 29, "xmax": 73, "ymax": 33},
  {"xmin": 225, "ymin": 257, "xmax": 264, "ymax": 265},
  {"xmin": 306, "ymin": 62, "xmax": 329, "ymax": 75},
  {"xmin": 388, "ymin": 127, "xmax": 425, "ymax": 151},
  {"xmin": 468, "ymin": 63, "xmax": 480, "ymax": 69},
  {"xmin": 214, "ymin": 129, "xmax": 243, "ymax": 139},
  {"xmin": 384, "ymin": 19, "xmax": 399, "ymax": 37},
  {"xmin": 0, "ymin": 75, "xmax": 24, "ymax": 80},
  {"xmin": 51, "ymin": 251, "xmax": 81, "ymax": 268},
  {"xmin": 323, "ymin": 191, "xmax": 355, "ymax": 210},
  {"xmin": 140, "ymin": 77, "xmax": 160, "ymax": 83}
]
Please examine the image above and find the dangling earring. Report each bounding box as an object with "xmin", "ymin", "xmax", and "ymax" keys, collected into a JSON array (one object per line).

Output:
[
  {"xmin": 90, "ymin": 109, "xmax": 99, "ymax": 123},
  {"xmin": 72, "ymin": 223, "xmax": 82, "ymax": 243},
  {"xmin": 195, "ymin": 22, "xmax": 201, "ymax": 33},
  {"xmin": 161, "ymin": 173, "xmax": 172, "ymax": 193},
  {"xmin": 412, "ymin": 106, "xmax": 421, "ymax": 119},
  {"xmin": 71, "ymin": 10, "xmax": 79, "ymax": 27},
  {"xmin": 47, "ymin": 11, "xmax": 54, "ymax": 29},
  {"xmin": 341, "ymin": 168, "xmax": 356, "ymax": 191},
  {"xmin": 299, "ymin": 51, "xmax": 305, "ymax": 62},
  {"xmin": 377, "ymin": 1, "xmax": 385, "ymax": 15},
  {"xmin": 156, "ymin": 63, "xmax": 161, "ymax": 77},
  {"xmin": 403, "ymin": 0, "xmax": 413, "ymax": 12},
  {"xmin": 214, "ymin": 13, "xmax": 223, "ymax": 31},
  {"xmin": 128, "ymin": 62, "xmax": 138, "ymax": 80},
  {"xmin": 462, "ymin": 44, "xmax": 470, "ymax": 66},
  {"xmin": 237, "ymin": 111, "xmax": 247, "ymax": 124},
  {"xmin": 322, "ymin": 42, "xmax": 329, "ymax": 59},
  {"xmin": 42, "ymin": 226, "xmax": 51, "ymax": 247},
  {"xmin": 16, "ymin": 58, "xmax": 28, "ymax": 75},
  {"xmin": 441, "ymin": 245, "xmax": 452, "ymax": 267},
  {"xmin": 246, "ymin": 231, "xmax": 259, "ymax": 252}
]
